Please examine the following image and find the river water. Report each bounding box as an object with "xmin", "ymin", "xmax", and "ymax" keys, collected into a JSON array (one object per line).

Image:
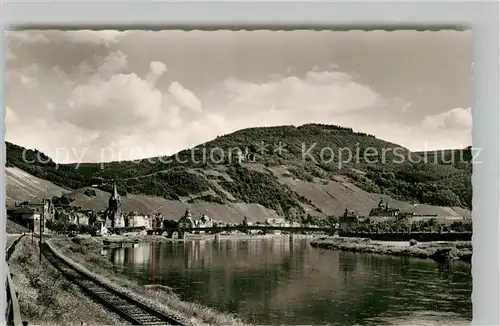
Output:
[{"xmin": 104, "ymin": 237, "xmax": 471, "ymax": 325}]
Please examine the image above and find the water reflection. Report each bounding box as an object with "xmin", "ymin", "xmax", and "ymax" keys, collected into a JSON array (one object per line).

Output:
[{"xmin": 106, "ymin": 238, "xmax": 471, "ymax": 325}]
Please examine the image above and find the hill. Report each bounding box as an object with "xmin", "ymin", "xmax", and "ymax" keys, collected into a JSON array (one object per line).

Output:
[
  {"xmin": 5, "ymin": 166, "xmax": 70, "ymax": 206},
  {"xmin": 5, "ymin": 124, "xmax": 472, "ymax": 221}
]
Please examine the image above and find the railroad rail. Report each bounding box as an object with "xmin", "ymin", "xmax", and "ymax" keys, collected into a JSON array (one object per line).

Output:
[
  {"xmin": 6, "ymin": 234, "xmax": 25, "ymax": 326},
  {"xmin": 43, "ymin": 241, "xmax": 185, "ymax": 326}
]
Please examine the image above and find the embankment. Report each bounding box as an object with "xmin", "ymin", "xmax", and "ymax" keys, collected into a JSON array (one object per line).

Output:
[
  {"xmin": 339, "ymin": 232, "xmax": 472, "ymax": 242},
  {"xmin": 48, "ymin": 236, "xmax": 248, "ymax": 326},
  {"xmin": 310, "ymin": 237, "xmax": 472, "ymax": 263},
  {"xmin": 8, "ymin": 236, "xmax": 126, "ymax": 325}
]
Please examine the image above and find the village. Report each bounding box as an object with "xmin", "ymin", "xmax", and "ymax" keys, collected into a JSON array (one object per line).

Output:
[
  {"xmin": 6, "ymin": 182, "xmax": 472, "ymax": 239},
  {"xmin": 6, "ymin": 183, "xmax": 308, "ymax": 238}
]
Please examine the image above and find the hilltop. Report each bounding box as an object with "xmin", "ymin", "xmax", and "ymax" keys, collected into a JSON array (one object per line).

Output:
[{"xmin": 5, "ymin": 124, "xmax": 472, "ymax": 222}]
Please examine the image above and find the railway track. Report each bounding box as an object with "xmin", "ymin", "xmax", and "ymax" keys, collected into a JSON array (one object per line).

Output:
[{"xmin": 42, "ymin": 245, "xmax": 185, "ymax": 326}]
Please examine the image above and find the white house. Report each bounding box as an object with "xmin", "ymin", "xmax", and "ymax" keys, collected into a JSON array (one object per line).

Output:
[
  {"xmin": 192, "ymin": 215, "xmax": 214, "ymax": 234},
  {"xmin": 266, "ymin": 218, "xmax": 286, "ymax": 226},
  {"xmin": 129, "ymin": 215, "xmax": 150, "ymax": 228},
  {"xmin": 95, "ymin": 221, "xmax": 108, "ymax": 236}
]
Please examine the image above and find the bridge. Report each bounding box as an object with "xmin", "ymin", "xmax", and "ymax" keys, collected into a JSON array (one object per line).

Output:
[
  {"xmin": 145, "ymin": 225, "xmax": 472, "ymax": 242},
  {"xmin": 147, "ymin": 225, "xmax": 334, "ymax": 239}
]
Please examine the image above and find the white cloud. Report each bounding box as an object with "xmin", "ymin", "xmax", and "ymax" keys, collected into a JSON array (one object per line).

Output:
[
  {"xmin": 98, "ymin": 51, "xmax": 128, "ymax": 74},
  {"xmin": 145, "ymin": 61, "xmax": 168, "ymax": 86},
  {"xmin": 150, "ymin": 61, "xmax": 167, "ymax": 75},
  {"xmin": 168, "ymin": 82, "xmax": 203, "ymax": 113},
  {"xmin": 6, "ymin": 31, "xmax": 50, "ymax": 44},
  {"xmin": 5, "ymin": 106, "xmax": 18, "ymax": 124},
  {"xmin": 219, "ymin": 71, "xmax": 382, "ymax": 116},
  {"xmin": 20, "ymin": 75, "xmax": 32, "ymax": 85},
  {"xmin": 6, "ymin": 48, "xmax": 16, "ymax": 61},
  {"xmin": 65, "ymin": 30, "xmax": 125, "ymax": 46},
  {"xmin": 422, "ymin": 107, "xmax": 472, "ymax": 130},
  {"xmin": 60, "ymin": 72, "xmax": 163, "ymax": 131}
]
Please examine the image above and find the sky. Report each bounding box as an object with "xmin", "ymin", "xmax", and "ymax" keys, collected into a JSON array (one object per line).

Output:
[{"xmin": 5, "ymin": 29, "xmax": 473, "ymax": 163}]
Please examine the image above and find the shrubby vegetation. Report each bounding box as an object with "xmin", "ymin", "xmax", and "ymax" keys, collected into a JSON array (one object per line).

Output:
[
  {"xmin": 6, "ymin": 124, "xmax": 472, "ymax": 217},
  {"xmin": 220, "ymin": 166, "xmax": 305, "ymax": 218},
  {"xmin": 340, "ymin": 218, "xmax": 472, "ymax": 234},
  {"xmin": 45, "ymin": 219, "xmax": 97, "ymax": 235}
]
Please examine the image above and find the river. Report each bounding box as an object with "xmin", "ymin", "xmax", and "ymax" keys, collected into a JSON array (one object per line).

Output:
[{"xmin": 103, "ymin": 237, "xmax": 471, "ymax": 325}]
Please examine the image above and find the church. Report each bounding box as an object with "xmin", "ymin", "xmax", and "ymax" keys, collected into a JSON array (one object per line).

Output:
[{"xmin": 105, "ymin": 182, "xmax": 125, "ymax": 228}]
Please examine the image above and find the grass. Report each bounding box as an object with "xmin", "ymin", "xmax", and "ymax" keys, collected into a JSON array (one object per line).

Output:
[
  {"xmin": 50, "ymin": 237, "xmax": 248, "ymax": 326},
  {"xmin": 8, "ymin": 236, "xmax": 125, "ymax": 325},
  {"xmin": 6, "ymin": 219, "xmax": 31, "ymax": 234},
  {"xmin": 310, "ymin": 236, "xmax": 472, "ymax": 263}
]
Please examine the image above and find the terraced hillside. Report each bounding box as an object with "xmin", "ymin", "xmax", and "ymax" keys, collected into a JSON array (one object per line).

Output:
[
  {"xmin": 5, "ymin": 166, "xmax": 70, "ymax": 206},
  {"xmin": 5, "ymin": 124, "xmax": 472, "ymax": 222}
]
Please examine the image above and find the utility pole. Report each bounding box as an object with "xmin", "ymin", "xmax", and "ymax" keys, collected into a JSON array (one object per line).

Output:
[
  {"xmin": 39, "ymin": 213, "xmax": 43, "ymax": 263},
  {"xmin": 40, "ymin": 187, "xmax": 48, "ymax": 263}
]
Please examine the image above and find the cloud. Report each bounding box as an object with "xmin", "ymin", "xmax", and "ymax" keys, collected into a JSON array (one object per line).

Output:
[
  {"xmin": 64, "ymin": 30, "xmax": 125, "ymax": 46},
  {"xmin": 98, "ymin": 50, "xmax": 128, "ymax": 75},
  {"xmin": 5, "ymin": 106, "xmax": 18, "ymax": 124},
  {"xmin": 145, "ymin": 61, "xmax": 168, "ymax": 86},
  {"xmin": 59, "ymin": 72, "xmax": 163, "ymax": 132},
  {"xmin": 6, "ymin": 48, "xmax": 16, "ymax": 61},
  {"xmin": 19, "ymin": 75, "xmax": 32, "ymax": 85},
  {"xmin": 150, "ymin": 61, "xmax": 167, "ymax": 75},
  {"xmin": 168, "ymin": 82, "xmax": 203, "ymax": 113},
  {"xmin": 422, "ymin": 107, "xmax": 472, "ymax": 130},
  {"xmin": 6, "ymin": 31, "xmax": 50, "ymax": 44},
  {"xmin": 218, "ymin": 71, "xmax": 382, "ymax": 117},
  {"xmin": 51, "ymin": 51, "xmax": 166, "ymax": 142}
]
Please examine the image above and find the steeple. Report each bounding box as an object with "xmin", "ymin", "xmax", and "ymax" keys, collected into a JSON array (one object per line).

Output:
[
  {"xmin": 112, "ymin": 181, "xmax": 120, "ymax": 200},
  {"xmin": 106, "ymin": 180, "xmax": 122, "ymax": 228}
]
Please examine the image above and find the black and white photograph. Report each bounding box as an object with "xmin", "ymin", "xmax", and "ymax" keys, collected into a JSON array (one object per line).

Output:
[{"xmin": 5, "ymin": 29, "xmax": 473, "ymax": 325}]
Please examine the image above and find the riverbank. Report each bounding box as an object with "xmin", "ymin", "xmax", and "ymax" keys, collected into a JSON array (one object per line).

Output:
[
  {"xmin": 49, "ymin": 236, "xmax": 248, "ymax": 326},
  {"xmin": 8, "ymin": 236, "xmax": 126, "ymax": 325},
  {"xmin": 310, "ymin": 237, "xmax": 472, "ymax": 263}
]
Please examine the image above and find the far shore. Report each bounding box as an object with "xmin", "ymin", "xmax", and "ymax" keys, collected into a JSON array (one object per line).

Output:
[
  {"xmin": 54, "ymin": 232, "xmax": 472, "ymax": 264},
  {"xmin": 310, "ymin": 236, "xmax": 472, "ymax": 263},
  {"xmin": 83, "ymin": 232, "xmax": 316, "ymax": 248}
]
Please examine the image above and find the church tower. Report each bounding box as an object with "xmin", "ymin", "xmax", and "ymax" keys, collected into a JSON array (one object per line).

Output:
[{"xmin": 106, "ymin": 182, "xmax": 122, "ymax": 228}]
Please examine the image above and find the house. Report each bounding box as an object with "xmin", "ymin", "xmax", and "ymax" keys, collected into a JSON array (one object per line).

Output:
[
  {"xmin": 73, "ymin": 212, "xmax": 89, "ymax": 225},
  {"xmin": 127, "ymin": 214, "xmax": 150, "ymax": 228},
  {"xmin": 93, "ymin": 218, "xmax": 108, "ymax": 236},
  {"xmin": 10, "ymin": 198, "xmax": 55, "ymax": 223},
  {"xmin": 11, "ymin": 206, "xmax": 40, "ymax": 230},
  {"xmin": 265, "ymin": 218, "xmax": 286, "ymax": 234},
  {"xmin": 369, "ymin": 199, "xmax": 400, "ymax": 218},
  {"xmin": 339, "ymin": 208, "xmax": 361, "ymax": 230},
  {"xmin": 23, "ymin": 198, "xmax": 56, "ymax": 221},
  {"xmin": 178, "ymin": 209, "xmax": 194, "ymax": 228},
  {"xmin": 266, "ymin": 218, "xmax": 286, "ymax": 226},
  {"xmin": 193, "ymin": 214, "xmax": 214, "ymax": 233}
]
